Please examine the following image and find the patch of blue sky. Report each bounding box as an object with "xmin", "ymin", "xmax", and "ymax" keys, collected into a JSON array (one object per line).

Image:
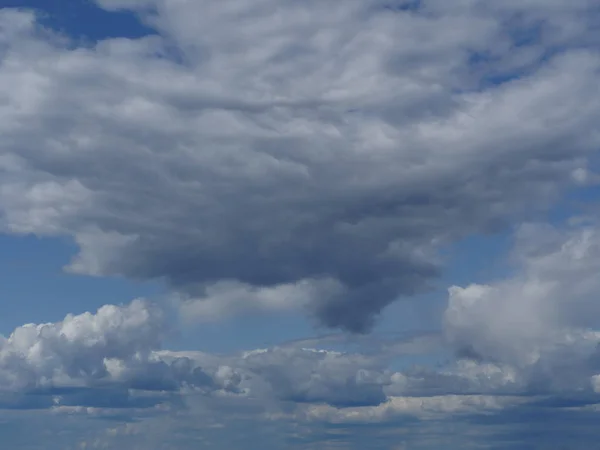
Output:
[
  {"xmin": 2, "ymin": 0, "xmax": 154, "ymax": 42},
  {"xmin": 549, "ymin": 184, "xmax": 600, "ymax": 223},
  {"xmin": 0, "ymin": 234, "xmax": 164, "ymax": 334},
  {"xmin": 169, "ymin": 310, "xmax": 315, "ymax": 353}
]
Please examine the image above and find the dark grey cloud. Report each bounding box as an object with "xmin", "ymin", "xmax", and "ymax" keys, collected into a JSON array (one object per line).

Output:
[{"xmin": 0, "ymin": 2, "xmax": 599, "ymax": 331}]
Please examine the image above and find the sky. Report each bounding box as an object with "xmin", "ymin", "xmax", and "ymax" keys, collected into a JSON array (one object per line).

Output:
[{"xmin": 0, "ymin": 0, "xmax": 599, "ymax": 448}]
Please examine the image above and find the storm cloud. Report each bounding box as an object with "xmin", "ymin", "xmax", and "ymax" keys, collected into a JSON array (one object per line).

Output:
[{"xmin": 1, "ymin": 1, "xmax": 600, "ymax": 331}]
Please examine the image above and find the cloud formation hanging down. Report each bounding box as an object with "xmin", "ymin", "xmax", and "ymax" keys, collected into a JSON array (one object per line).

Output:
[
  {"xmin": 2, "ymin": 222, "xmax": 600, "ymax": 448},
  {"xmin": 1, "ymin": 0, "xmax": 600, "ymax": 333},
  {"xmin": 6, "ymin": 217, "xmax": 600, "ymax": 415}
]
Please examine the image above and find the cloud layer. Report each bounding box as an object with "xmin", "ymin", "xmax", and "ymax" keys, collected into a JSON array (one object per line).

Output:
[
  {"xmin": 1, "ymin": 1, "xmax": 600, "ymax": 331},
  {"xmin": 0, "ymin": 300, "xmax": 242, "ymax": 412},
  {"xmin": 3, "ymin": 221, "xmax": 600, "ymax": 448}
]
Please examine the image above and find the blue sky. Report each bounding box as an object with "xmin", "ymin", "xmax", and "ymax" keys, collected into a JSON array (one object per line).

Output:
[{"xmin": 0, "ymin": 0, "xmax": 599, "ymax": 448}]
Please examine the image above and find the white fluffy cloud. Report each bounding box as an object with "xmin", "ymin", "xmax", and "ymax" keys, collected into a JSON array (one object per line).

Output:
[
  {"xmin": 445, "ymin": 221, "xmax": 600, "ymax": 394},
  {"xmin": 0, "ymin": 300, "xmax": 242, "ymax": 412},
  {"xmin": 0, "ymin": 300, "xmax": 163, "ymax": 390},
  {"xmin": 0, "ymin": 0, "xmax": 599, "ymax": 331}
]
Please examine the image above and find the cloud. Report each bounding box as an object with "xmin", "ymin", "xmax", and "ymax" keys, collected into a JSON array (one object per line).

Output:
[
  {"xmin": 0, "ymin": 299, "xmax": 163, "ymax": 390},
  {"xmin": 0, "ymin": 1, "xmax": 599, "ymax": 331},
  {"xmin": 0, "ymin": 295, "xmax": 599, "ymax": 448},
  {"xmin": 238, "ymin": 347, "xmax": 393, "ymax": 407},
  {"xmin": 298, "ymin": 394, "xmax": 528, "ymax": 424},
  {"xmin": 176, "ymin": 278, "xmax": 343, "ymax": 322},
  {"xmin": 159, "ymin": 336, "xmax": 532, "ymax": 411},
  {"xmin": 0, "ymin": 300, "xmax": 242, "ymax": 412},
  {"xmin": 0, "ymin": 312, "xmax": 512, "ymax": 417},
  {"xmin": 2, "ymin": 2, "xmax": 600, "ymax": 448},
  {"xmin": 444, "ymin": 221, "xmax": 600, "ymax": 393}
]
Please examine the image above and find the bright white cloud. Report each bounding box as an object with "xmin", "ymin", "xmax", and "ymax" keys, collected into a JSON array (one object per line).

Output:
[
  {"xmin": 444, "ymin": 222, "xmax": 600, "ymax": 393},
  {"xmin": 0, "ymin": 299, "xmax": 163, "ymax": 391},
  {"xmin": 0, "ymin": 300, "xmax": 243, "ymax": 413}
]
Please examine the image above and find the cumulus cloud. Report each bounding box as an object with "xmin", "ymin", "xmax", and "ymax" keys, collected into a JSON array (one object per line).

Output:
[
  {"xmin": 1, "ymin": 296, "xmax": 598, "ymax": 448},
  {"xmin": 152, "ymin": 220, "xmax": 600, "ymax": 437},
  {"xmin": 0, "ymin": 300, "xmax": 163, "ymax": 390},
  {"xmin": 0, "ymin": 305, "xmax": 519, "ymax": 421},
  {"xmin": 0, "ymin": 300, "xmax": 241, "ymax": 411},
  {"xmin": 444, "ymin": 221, "xmax": 600, "ymax": 394},
  {"xmin": 0, "ymin": 1, "xmax": 599, "ymax": 331},
  {"xmin": 158, "ymin": 336, "xmax": 534, "ymax": 414},
  {"xmin": 238, "ymin": 347, "xmax": 392, "ymax": 407}
]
